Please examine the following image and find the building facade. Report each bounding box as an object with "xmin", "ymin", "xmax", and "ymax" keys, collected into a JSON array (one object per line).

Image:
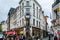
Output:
[
  {"xmin": 8, "ymin": 8, "xmax": 15, "ymax": 30},
  {"xmin": 8, "ymin": 0, "xmax": 46, "ymax": 38},
  {"xmin": 52, "ymin": 0, "xmax": 60, "ymax": 39},
  {"xmin": 1, "ymin": 21, "xmax": 7, "ymax": 31}
]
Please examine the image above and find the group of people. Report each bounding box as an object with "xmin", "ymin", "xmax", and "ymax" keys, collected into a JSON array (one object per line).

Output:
[
  {"xmin": 3, "ymin": 34, "xmax": 25, "ymax": 40},
  {"xmin": 49, "ymin": 35, "xmax": 58, "ymax": 40},
  {"xmin": 16, "ymin": 34, "xmax": 25, "ymax": 40}
]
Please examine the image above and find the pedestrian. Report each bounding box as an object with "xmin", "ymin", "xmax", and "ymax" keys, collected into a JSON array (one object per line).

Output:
[
  {"xmin": 40, "ymin": 36, "xmax": 43, "ymax": 40},
  {"xmin": 32, "ymin": 36, "xmax": 34, "ymax": 40},
  {"xmin": 16, "ymin": 34, "xmax": 20, "ymax": 40},
  {"xmin": 20, "ymin": 34, "xmax": 23, "ymax": 40},
  {"xmin": 36, "ymin": 35, "xmax": 38, "ymax": 40},
  {"xmin": 54, "ymin": 36, "xmax": 58, "ymax": 40},
  {"xmin": 49, "ymin": 34, "xmax": 50, "ymax": 40},
  {"xmin": 13, "ymin": 34, "xmax": 16, "ymax": 40},
  {"xmin": 23, "ymin": 35, "xmax": 25, "ymax": 40}
]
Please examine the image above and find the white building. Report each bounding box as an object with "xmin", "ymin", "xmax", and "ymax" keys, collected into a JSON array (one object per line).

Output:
[
  {"xmin": 52, "ymin": 0, "xmax": 60, "ymax": 39},
  {"xmin": 9, "ymin": 0, "xmax": 46, "ymax": 38},
  {"xmin": 1, "ymin": 21, "xmax": 7, "ymax": 31}
]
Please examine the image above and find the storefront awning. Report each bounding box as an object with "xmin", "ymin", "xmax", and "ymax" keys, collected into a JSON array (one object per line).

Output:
[{"xmin": 6, "ymin": 31, "xmax": 16, "ymax": 35}]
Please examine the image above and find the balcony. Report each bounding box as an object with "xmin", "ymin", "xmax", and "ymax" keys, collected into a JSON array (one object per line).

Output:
[{"xmin": 52, "ymin": 0, "xmax": 60, "ymax": 8}]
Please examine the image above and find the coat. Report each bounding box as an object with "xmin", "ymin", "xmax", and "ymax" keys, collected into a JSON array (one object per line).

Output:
[{"xmin": 54, "ymin": 36, "xmax": 58, "ymax": 40}]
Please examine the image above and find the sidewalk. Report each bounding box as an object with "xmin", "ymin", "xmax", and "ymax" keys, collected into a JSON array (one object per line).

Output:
[
  {"xmin": 42, "ymin": 36, "xmax": 54, "ymax": 40},
  {"xmin": 42, "ymin": 37, "xmax": 49, "ymax": 40}
]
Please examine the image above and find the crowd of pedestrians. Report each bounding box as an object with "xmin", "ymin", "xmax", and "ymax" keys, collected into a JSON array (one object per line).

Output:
[
  {"xmin": 4, "ymin": 34, "xmax": 40, "ymax": 40},
  {"xmin": 3, "ymin": 34, "xmax": 59, "ymax": 40}
]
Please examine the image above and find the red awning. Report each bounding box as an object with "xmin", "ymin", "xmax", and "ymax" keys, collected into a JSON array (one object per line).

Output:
[{"xmin": 6, "ymin": 31, "xmax": 16, "ymax": 35}]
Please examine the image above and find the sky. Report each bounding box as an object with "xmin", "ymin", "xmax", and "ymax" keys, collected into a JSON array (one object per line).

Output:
[{"xmin": 0, "ymin": 0, "xmax": 54, "ymax": 26}]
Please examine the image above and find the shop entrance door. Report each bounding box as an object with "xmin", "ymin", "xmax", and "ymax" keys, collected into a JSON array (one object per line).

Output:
[{"xmin": 26, "ymin": 31, "xmax": 30, "ymax": 38}]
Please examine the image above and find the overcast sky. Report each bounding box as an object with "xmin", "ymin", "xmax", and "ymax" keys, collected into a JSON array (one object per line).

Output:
[{"xmin": 0, "ymin": 0, "xmax": 54, "ymax": 25}]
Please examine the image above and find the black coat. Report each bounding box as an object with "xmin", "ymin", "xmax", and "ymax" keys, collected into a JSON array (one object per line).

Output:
[{"xmin": 54, "ymin": 36, "xmax": 58, "ymax": 40}]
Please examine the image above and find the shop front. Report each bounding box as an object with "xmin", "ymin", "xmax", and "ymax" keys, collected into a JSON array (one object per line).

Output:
[
  {"xmin": 32, "ymin": 27, "xmax": 41, "ymax": 38},
  {"xmin": 43, "ymin": 30, "xmax": 48, "ymax": 38},
  {"xmin": 15, "ymin": 27, "xmax": 31, "ymax": 38},
  {"xmin": 6, "ymin": 30, "xmax": 16, "ymax": 40},
  {"xmin": 15, "ymin": 27, "xmax": 24, "ymax": 35}
]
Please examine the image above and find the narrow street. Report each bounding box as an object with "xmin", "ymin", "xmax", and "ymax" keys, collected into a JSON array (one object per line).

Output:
[
  {"xmin": 42, "ymin": 37, "xmax": 54, "ymax": 40},
  {"xmin": 5, "ymin": 36, "xmax": 54, "ymax": 40}
]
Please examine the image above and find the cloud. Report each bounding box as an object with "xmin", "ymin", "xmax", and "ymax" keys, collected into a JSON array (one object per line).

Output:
[
  {"xmin": 37, "ymin": 0, "xmax": 54, "ymax": 16},
  {"xmin": 0, "ymin": 0, "xmax": 20, "ymax": 22}
]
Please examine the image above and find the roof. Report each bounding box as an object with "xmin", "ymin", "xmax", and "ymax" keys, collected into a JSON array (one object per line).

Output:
[
  {"xmin": 34, "ymin": 0, "xmax": 41, "ymax": 7},
  {"xmin": 8, "ymin": 8, "xmax": 15, "ymax": 17},
  {"xmin": 19, "ymin": 0, "xmax": 42, "ymax": 8},
  {"xmin": 8, "ymin": 8, "xmax": 15, "ymax": 15}
]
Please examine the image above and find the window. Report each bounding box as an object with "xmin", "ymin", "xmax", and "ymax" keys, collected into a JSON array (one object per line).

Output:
[
  {"xmin": 20, "ymin": 6, "xmax": 21, "ymax": 18},
  {"xmin": 39, "ymin": 22, "xmax": 40, "ymax": 27},
  {"xmin": 39, "ymin": 9, "xmax": 40, "ymax": 19},
  {"xmin": 33, "ymin": 19, "xmax": 35, "ymax": 26},
  {"xmin": 39, "ymin": 14, "xmax": 40, "ymax": 19},
  {"xmin": 22, "ymin": 9, "xmax": 24, "ymax": 16},
  {"xmin": 26, "ymin": 8, "xmax": 30, "ymax": 12},
  {"xmin": 33, "ymin": 3, "xmax": 35, "ymax": 16},
  {"xmin": 26, "ymin": 8, "xmax": 30, "ymax": 15},
  {"xmin": 18, "ymin": 22, "xmax": 20, "ymax": 26},
  {"xmin": 37, "ymin": 7, "xmax": 38, "ymax": 18},
  {"xmin": 37, "ymin": 21, "xmax": 38, "ymax": 27},
  {"xmin": 22, "ymin": 3, "xmax": 24, "ymax": 7},
  {"xmin": 33, "ymin": 10, "xmax": 35, "ymax": 16},
  {"xmin": 22, "ymin": 19, "xmax": 24, "ymax": 25},
  {"xmin": 22, "ymin": 3, "xmax": 24, "ymax": 16},
  {"xmin": 33, "ymin": 3, "xmax": 35, "ymax": 9},
  {"xmin": 20, "ymin": 20, "xmax": 21, "ymax": 26},
  {"xmin": 26, "ymin": 1, "xmax": 29, "ymax": 6}
]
